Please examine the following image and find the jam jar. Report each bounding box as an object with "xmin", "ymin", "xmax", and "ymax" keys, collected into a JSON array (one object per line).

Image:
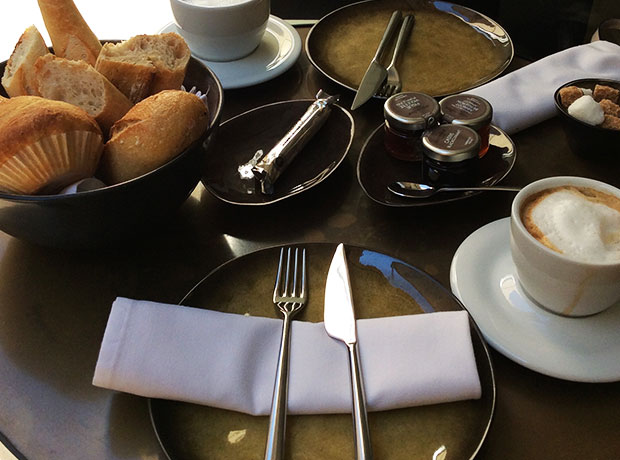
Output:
[
  {"xmin": 384, "ymin": 92, "xmax": 440, "ymax": 161},
  {"xmin": 422, "ymin": 124, "xmax": 481, "ymax": 186},
  {"xmin": 439, "ymin": 94, "xmax": 492, "ymax": 157}
]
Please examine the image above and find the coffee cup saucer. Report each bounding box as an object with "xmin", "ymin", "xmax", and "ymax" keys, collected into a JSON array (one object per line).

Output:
[
  {"xmin": 160, "ymin": 15, "xmax": 302, "ymax": 89},
  {"xmin": 450, "ymin": 217, "xmax": 620, "ymax": 382}
]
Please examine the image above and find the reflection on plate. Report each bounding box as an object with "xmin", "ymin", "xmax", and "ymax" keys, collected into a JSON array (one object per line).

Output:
[
  {"xmin": 149, "ymin": 243, "xmax": 495, "ymax": 460},
  {"xmin": 202, "ymin": 100, "xmax": 354, "ymax": 205},
  {"xmin": 357, "ymin": 124, "xmax": 516, "ymax": 207},
  {"xmin": 160, "ymin": 15, "xmax": 302, "ymax": 89},
  {"xmin": 306, "ymin": 0, "xmax": 513, "ymax": 98},
  {"xmin": 450, "ymin": 218, "xmax": 620, "ymax": 382}
]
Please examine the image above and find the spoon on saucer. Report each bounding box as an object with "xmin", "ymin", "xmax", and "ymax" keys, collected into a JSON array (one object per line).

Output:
[{"xmin": 388, "ymin": 181, "xmax": 521, "ymax": 198}]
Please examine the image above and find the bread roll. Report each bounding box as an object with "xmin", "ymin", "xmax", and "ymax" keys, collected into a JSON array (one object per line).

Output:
[
  {"xmin": 95, "ymin": 33, "xmax": 190, "ymax": 103},
  {"xmin": 34, "ymin": 54, "xmax": 133, "ymax": 135},
  {"xmin": 1, "ymin": 26, "xmax": 49, "ymax": 97},
  {"xmin": 99, "ymin": 90, "xmax": 209, "ymax": 184},
  {"xmin": 0, "ymin": 96, "xmax": 103, "ymax": 195},
  {"xmin": 37, "ymin": 0, "xmax": 102, "ymax": 66}
]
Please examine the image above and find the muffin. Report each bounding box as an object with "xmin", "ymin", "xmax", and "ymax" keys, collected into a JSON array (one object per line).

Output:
[{"xmin": 0, "ymin": 96, "xmax": 104, "ymax": 194}]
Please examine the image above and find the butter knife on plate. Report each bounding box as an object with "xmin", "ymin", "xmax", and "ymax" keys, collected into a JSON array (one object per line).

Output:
[
  {"xmin": 324, "ymin": 243, "xmax": 373, "ymax": 459},
  {"xmin": 350, "ymin": 10, "xmax": 403, "ymax": 110}
]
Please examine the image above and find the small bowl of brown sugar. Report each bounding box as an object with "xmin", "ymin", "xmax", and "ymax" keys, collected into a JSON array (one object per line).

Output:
[{"xmin": 554, "ymin": 78, "xmax": 620, "ymax": 160}]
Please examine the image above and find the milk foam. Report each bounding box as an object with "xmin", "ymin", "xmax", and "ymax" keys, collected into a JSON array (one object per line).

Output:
[{"xmin": 529, "ymin": 189, "xmax": 620, "ymax": 263}]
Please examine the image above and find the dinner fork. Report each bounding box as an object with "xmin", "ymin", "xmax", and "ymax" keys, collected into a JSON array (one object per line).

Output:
[
  {"xmin": 378, "ymin": 14, "xmax": 415, "ymax": 98},
  {"xmin": 264, "ymin": 247, "xmax": 307, "ymax": 460}
]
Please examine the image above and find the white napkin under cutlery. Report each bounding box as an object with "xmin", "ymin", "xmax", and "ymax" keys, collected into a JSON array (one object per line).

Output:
[
  {"xmin": 93, "ymin": 297, "xmax": 482, "ymax": 416},
  {"xmin": 468, "ymin": 40, "xmax": 620, "ymax": 134}
]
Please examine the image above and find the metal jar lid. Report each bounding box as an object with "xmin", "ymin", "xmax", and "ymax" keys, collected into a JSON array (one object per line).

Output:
[
  {"xmin": 439, "ymin": 94, "xmax": 493, "ymax": 130},
  {"xmin": 422, "ymin": 124, "xmax": 481, "ymax": 162},
  {"xmin": 384, "ymin": 92, "xmax": 440, "ymax": 132}
]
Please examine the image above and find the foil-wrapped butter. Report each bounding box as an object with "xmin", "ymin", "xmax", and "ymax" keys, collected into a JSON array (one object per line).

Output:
[{"xmin": 248, "ymin": 90, "xmax": 339, "ymax": 194}]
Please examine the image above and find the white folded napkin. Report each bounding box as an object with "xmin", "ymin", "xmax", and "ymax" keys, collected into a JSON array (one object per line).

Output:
[
  {"xmin": 93, "ymin": 298, "xmax": 482, "ymax": 415},
  {"xmin": 467, "ymin": 40, "xmax": 620, "ymax": 134}
]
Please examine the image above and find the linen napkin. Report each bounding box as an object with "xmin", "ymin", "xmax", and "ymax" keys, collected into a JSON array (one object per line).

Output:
[
  {"xmin": 467, "ymin": 40, "xmax": 620, "ymax": 134},
  {"xmin": 93, "ymin": 297, "xmax": 481, "ymax": 415}
]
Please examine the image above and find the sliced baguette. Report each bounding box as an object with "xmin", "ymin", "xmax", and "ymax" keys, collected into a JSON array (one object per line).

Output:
[
  {"xmin": 99, "ymin": 90, "xmax": 209, "ymax": 184},
  {"xmin": 1, "ymin": 26, "xmax": 49, "ymax": 97},
  {"xmin": 37, "ymin": 0, "xmax": 102, "ymax": 66},
  {"xmin": 33, "ymin": 54, "xmax": 133, "ymax": 135},
  {"xmin": 95, "ymin": 33, "xmax": 190, "ymax": 103}
]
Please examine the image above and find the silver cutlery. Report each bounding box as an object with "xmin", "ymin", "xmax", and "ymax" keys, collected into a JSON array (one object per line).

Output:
[
  {"xmin": 378, "ymin": 14, "xmax": 415, "ymax": 98},
  {"xmin": 324, "ymin": 243, "xmax": 373, "ymax": 460},
  {"xmin": 388, "ymin": 181, "xmax": 521, "ymax": 198},
  {"xmin": 264, "ymin": 247, "xmax": 307, "ymax": 460},
  {"xmin": 351, "ymin": 10, "xmax": 402, "ymax": 110}
]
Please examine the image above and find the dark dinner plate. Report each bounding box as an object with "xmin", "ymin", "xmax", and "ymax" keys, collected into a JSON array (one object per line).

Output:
[
  {"xmin": 357, "ymin": 124, "xmax": 516, "ymax": 207},
  {"xmin": 149, "ymin": 243, "xmax": 495, "ymax": 460},
  {"xmin": 306, "ymin": 0, "xmax": 513, "ymax": 99},
  {"xmin": 202, "ymin": 100, "xmax": 354, "ymax": 205}
]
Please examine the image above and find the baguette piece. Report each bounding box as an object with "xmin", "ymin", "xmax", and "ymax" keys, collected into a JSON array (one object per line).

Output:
[
  {"xmin": 0, "ymin": 96, "xmax": 103, "ymax": 194},
  {"xmin": 1, "ymin": 26, "xmax": 49, "ymax": 97},
  {"xmin": 34, "ymin": 54, "xmax": 133, "ymax": 135},
  {"xmin": 99, "ymin": 90, "xmax": 209, "ymax": 184},
  {"xmin": 95, "ymin": 33, "xmax": 190, "ymax": 103},
  {"xmin": 37, "ymin": 0, "xmax": 102, "ymax": 66}
]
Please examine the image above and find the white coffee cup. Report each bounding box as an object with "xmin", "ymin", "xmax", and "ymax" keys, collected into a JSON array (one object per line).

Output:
[
  {"xmin": 170, "ymin": 0, "xmax": 270, "ymax": 62},
  {"xmin": 510, "ymin": 176, "xmax": 620, "ymax": 317}
]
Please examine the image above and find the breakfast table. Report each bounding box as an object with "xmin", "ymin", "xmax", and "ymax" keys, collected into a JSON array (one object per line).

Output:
[{"xmin": 1, "ymin": 1, "xmax": 620, "ymax": 459}]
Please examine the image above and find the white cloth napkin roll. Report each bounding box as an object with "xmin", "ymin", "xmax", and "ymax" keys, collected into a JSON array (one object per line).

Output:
[
  {"xmin": 93, "ymin": 298, "xmax": 482, "ymax": 415},
  {"xmin": 467, "ymin": 40, "xmax": 620, "ymax": 134}
]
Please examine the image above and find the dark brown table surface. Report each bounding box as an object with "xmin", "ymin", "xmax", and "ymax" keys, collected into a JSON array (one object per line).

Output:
[{"xmin": 1, "ymin": 26, "xmax": 619, "ymax": 460}]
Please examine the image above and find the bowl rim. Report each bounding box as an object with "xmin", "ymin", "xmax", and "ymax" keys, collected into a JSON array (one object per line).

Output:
[
  {"xmin": 553, "ymin": 77, "xmax": 620, "ymax": 133},
  {"xmin": 0, "ymin": 50, "xmax": 224, "ymax": 203}
]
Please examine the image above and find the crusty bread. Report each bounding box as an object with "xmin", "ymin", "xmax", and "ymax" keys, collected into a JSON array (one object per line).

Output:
[
  {"xmin": 37, "ymin": 0, "xmax": 102, "ymax": 66},
  {"xmin": 95, "ymin": 33, "xmax": 191, "ymax": 103},
  {"xmin": 98, "ymin": 90, "xmax": 209, "ymax": 184},
  {"xmin": 1, "ymin": 26, "xmax": 49, "ymax": 97},
  {"xmin": 33, "ymin": 54, "xmax": 133, "ymax": 135},
  {"xmin": 0, "ymin": 96, "xmax": 103, "ymax": 194}
]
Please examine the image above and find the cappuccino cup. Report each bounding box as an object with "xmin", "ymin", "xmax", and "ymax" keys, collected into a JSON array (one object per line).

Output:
[
  {"xmin": 510, "ymin": 176, "xmax": 620, "ymax": 317},
  {"xmin": 170, "ymin": 0, "xmax": 270, "ymax": 62}
]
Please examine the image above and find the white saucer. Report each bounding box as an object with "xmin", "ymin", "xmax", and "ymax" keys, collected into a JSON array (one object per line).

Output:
[
  {"xmin": 450, "ymin": 217, "xmax": 620, "ymax": 382},
  {"xmin": 160, "ymin": 16, "xmax": 301, "ymax": 90}
]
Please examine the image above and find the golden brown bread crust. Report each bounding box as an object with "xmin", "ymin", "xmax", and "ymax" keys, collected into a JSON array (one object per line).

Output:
[
  {"xmin": 0, "ymin": 96, "xmax": 101, "ymax": 157},
  {"xmin": 1, "ymin": 26, "xmax": 49, "ymax": 97},
  {"xmin": 33, "ymin": 54, "xmax": 133, "ymax": 135},
  {"xmin": 37, "ymin": 0, "xmax": 102, "ymax": 66},
  {"xmin": 95, "ymin": 33, "xmax": 191, "ymax": 103},
  {"xmin": 98, "ymin": 90, "xmax": 209, "ymax": 184},
  {"xmin": 0, "ymin": 96, "xmax": 104, "ymax": 194}
]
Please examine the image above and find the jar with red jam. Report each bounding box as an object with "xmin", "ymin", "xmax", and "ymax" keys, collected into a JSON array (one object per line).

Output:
[
  {"xmin": 384, "ymin": 92, "xmax": 440, "ymax": 161},
  {"xmin": 439, "ymin": 94, "xmax": 492, "ymax": 157},
  {"xmin": 422, "ymin": 124, "xmax": 481, "ymax": 186}
]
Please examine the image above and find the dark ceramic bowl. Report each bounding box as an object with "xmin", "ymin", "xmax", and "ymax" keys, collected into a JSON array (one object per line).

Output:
[
  {"xmin": 554, "ymin": 78, "xmax": 620, "ymax": 160},
  {"xmin": 0, "ymin": 55, "xmax": 223, "ymax": 249}
]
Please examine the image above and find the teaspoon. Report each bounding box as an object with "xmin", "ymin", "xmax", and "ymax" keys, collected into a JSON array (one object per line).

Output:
[{"xmin": 388, "ymin": 181, "xmax": 521, "ymax": 198}]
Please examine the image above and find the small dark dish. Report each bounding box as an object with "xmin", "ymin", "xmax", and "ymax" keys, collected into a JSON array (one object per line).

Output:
[
  {"xmin": 202, "ymin": 99, "xmax": 354, "ymax": 205},
  {"xmin": 0, "ymin": 54, "xmax": 223, "ymax": 249},
  {"xmin": 554, "ymin": 78, "xmax": 620, "ymax": 161},
  {"xmin": 357, "ymin": 124, "xmax": 516, "ymax": 207}
]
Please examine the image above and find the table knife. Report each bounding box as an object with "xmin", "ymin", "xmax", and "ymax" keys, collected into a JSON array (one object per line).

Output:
[
  {"xmin": 324, "ymin": 243, "xmax": 373, "ymax": 460},
  {"xmin": 350, "ymin": 10, "xmax": 403, "ymax": 110}
]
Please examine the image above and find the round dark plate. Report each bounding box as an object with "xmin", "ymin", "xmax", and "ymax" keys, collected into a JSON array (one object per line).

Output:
[
  {"xmin": 357, "ymin": 124, "xmax": 516, "ymax": 207},
  {"xmin": 202, "ymin": 100, "xmax": 354, "ymax": 205},
  {"xmin": 149, "ymin": 243, "xmax": 495, "ymax": 460},
  {"xmin": 306, "ymin": 0, "xmax": 513, "ymax": 99}
]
